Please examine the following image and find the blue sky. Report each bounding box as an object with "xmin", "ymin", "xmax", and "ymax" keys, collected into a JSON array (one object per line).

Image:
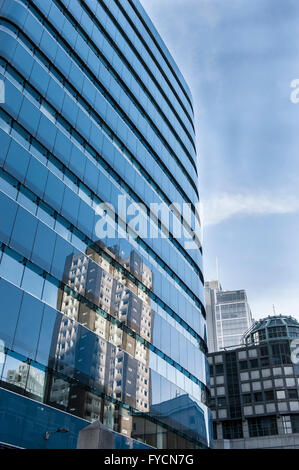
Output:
[{"xmin": 140, "ymin": 0, "xmax": 299, "ymax": 320}]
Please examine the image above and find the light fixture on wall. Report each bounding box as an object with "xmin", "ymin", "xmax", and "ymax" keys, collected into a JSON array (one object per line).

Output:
[{"xmin": 44, "ymin": 428, "xmax": 69, "ymax": 440}]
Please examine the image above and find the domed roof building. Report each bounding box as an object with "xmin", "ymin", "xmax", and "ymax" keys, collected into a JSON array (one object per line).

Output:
[
  {"xmin": 243, "ymin": 315, "xmax": 299, "ymax": 346},
  {"xmin": 209, "ymin": 314, "xmax": 299, "ymax": 448}
]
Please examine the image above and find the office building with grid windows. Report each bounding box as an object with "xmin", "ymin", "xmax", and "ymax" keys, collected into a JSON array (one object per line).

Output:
[
  {"xmin": 205, "ymin": 281, "xmax": 253, "ymax": 352},
  {"xmin": 0, "ymin": 0, "xmax": 212, "ymax": 449},
  {"xmin": 209, "ymin": 315, "xmax": 299, "ymax": 449}
]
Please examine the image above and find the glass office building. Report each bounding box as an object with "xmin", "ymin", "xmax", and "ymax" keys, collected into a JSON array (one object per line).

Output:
[
  {"xmin": 205, "ymin": 282, "xmax": 253, "ymax": 352},
  {"xmin": 0, "ymin": 0, "xmax": 211, "ymax": 449}
]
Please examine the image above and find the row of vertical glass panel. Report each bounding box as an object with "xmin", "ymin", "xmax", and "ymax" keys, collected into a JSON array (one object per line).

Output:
[
  {"xmin": 0, "ymin": 124, "xmax": 206, "ymax": 338},
  {"xmin": 0, "ymin": 75, "xmax": 206, "ymax": 325},
  {"xmin": 0, "ymin": 39, "xmax": 203, "ymax": 273},
  {"xmin": 0, "ymin": 277, "xmax": 210, "ymax": 447},
  {"xmin": 12, "ymin": 0, "xmax": 198, "ymax": 197}
]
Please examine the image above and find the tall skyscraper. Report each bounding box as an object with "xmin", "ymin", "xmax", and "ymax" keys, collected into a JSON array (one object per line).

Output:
[
  {"xmin": 205, "ymin": 281, "xmax": 253, "ymax": 352},
  {"xmin": 0, "ymin": 0, "xmax": 211, "ymax": 449}
]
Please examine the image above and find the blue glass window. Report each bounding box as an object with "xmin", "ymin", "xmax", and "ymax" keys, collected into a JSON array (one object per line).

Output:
[
  {"xmin": 0, "ymin": 170, "xmax": 18, "ymax": 200},
  {"xmin": 41, "ymin": 275, "xmax": 59, "ymax": 309},
  {"xmin": 39, "ymin": 31, "xmax": 58, "ymax": 63},
  {"xmin": 0, "ymin": 192, "xmax": 17, "ymax": 245},
  {"xmin": 25, "ymin": 156, "xmax": 48, "ymax": 198},
  {"xmin": 16, "ymin": 186, "xmax": 37, "ymax": 214},
  {"xmin": 61, "ymin": 186, "xmax": 80, "ymax": 226},
  {"xmin": 21, "ymin": 263, "xmax": 44, "ymax": 299},
  {"xmin": 18, "ymin": 97, "xmax": 41, "ymax": 136},
  {"xmin": 43, "ymin": 172, "xmax": 65, "ymax": 212},
  {"xmin": 51, "ymin": 236, "xmax": 74, "ymax": 281},
  {"xmin": 68, "ymin": 145, "xmax": 86, "ymax": 180},
  {"xmin": 54, "ymin": 215, "xmax": 71, "ymax": 242},
  {"xmin": 1, "ymin": 354, "xmax": 28, "ymax": 390},
  {"xmin": 0, "ymin": 247, "xmax": 24, "ymax": 286},
  {"xmin": 0, "ymin": 278, "xmax": 23, "ymax": 348},
  {"xmin": 4, "ymin": 139, "xmax": 30, "ymax": 184},
  {"xmin": 77, "ymin": 200, "xmax": 94, "ymax": 238},
  {"xmin": 10, "ymin": 205, "xmax": 38, "ymax": 260},
  {"xmin": 0, "ymin": 128, "xmax": 12, "ymax": 166},
  {"xmin": 46, "ymin": 78, "xmax": 65, "ymax": 113},
  {"xmin": 37, "ymin": 115, "xmax": 57, "ymax": 152},
  {"xmin": 13, "ymin": 292, "xmax": 44, "ymax": 358},
  {"xmin": 36, "ymin": 305, "xmax": 58, "ymax": 365},
  {"xmin": 31, "ymin": 222, "xmax": 56, "ymax": 272},
  {"xmin": 36, "ymin": 201, "xmax": 55, "ymax": 229},
  {"xmin": 3, "ymin": 80, "xmax": 24, "ymax": 119}
]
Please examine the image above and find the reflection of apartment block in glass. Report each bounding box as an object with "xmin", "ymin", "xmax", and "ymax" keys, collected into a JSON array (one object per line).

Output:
[
  {"xmin": 7, "ymin": 363, "xmax": 44, "ymax": 398},
  {"xmin": 46, "ymin": 244, "xmax": 153, "ymax": 434}
]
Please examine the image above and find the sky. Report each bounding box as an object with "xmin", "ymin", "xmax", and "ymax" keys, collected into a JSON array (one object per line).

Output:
[{"xmin": 140, "ymin": 0, "xmax": 299, "ymax": 320}]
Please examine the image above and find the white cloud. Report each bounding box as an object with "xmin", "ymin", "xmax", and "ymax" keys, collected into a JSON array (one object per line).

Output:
[{"xmin": 202, "ymin": 192, "xmax": 299, "ymax": 226}]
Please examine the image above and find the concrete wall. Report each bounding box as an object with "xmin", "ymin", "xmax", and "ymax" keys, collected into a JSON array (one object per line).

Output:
[{"xmin": 213, "ymin": 433, "xmax": 299, "ymax": 449}]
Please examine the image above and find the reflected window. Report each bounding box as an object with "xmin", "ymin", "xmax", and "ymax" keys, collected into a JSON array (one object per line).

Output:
[
  {"xmin": 0, "ymin": 248, "xmax": 24, "ymax": 286},
  {"xmin": 1, "ymin": 354, "xmax": 29, "ymax": 391},
  {"xmin": 21, "ymin": 263, "xmax": 44, "ymax": 298},
  {"xmin": 26, "ymin": 364, "xmax": 45, "ymax": 400}
]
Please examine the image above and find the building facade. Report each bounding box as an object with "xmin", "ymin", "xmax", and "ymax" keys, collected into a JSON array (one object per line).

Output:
[
  {"xmin": 0, "ymin": 0, "xmax": 212, "ymax": 449},
  {"xmin": 209, "ymin": 315, "xmax": 299, "ymax": 449},
  {"xmin": 205, "ymin": 281, "xmax": 253, "ymax": 352}
]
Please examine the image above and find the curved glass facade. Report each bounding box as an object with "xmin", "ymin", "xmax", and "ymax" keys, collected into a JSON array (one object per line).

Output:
[{"xmin": 0, "ymin": 0, "xmax": 212, "ymax": 449}]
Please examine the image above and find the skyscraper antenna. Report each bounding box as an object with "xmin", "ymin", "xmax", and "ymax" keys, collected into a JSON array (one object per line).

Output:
[
  {"xmin": 216, "ymin": 257, "xmax": 219, "ymax": 281},
  {"xmin": 273, "ymin": 304, "xmax": 276, "ymax": 315}
]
